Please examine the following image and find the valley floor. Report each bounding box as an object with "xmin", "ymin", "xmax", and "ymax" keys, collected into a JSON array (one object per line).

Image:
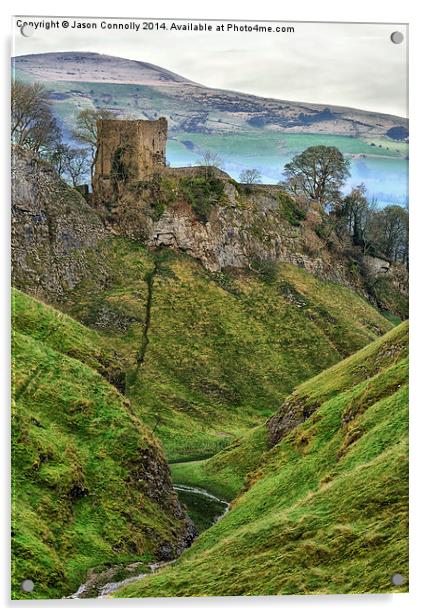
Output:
[{"xmin": 114, "ymin": 322, "xmax": 409, "ymax": 598}]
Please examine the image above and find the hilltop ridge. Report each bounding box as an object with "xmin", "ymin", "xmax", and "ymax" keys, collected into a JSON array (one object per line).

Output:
[
  {"xmin": 13, "ymin": 52, "xmax": 407, "ymax": 138},
  {"xmin": 13, "ymin": 51, "xmax": 199, "ymax": 86}
]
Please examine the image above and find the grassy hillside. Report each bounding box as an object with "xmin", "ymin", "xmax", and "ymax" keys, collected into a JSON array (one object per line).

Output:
[
  {"xmin": 12, "ymin": 288, "xmax": 128, "ymax": 390},
  {"xmin": 170, "ymin": 425, "xmax": 267, "ymax": 501},
  {"xmin": 116, "ymin": 322, "xmax": 408, "ymax": 597},
  {"xmin": 12, "ymin": 289, "xmax": 192, "ymax": 599},
  {"xmin": 60, "ymin": 240, "xmax": 392, "ymax": 461},
  {"xmin": 171, "ymin": 315, "xmax": 407, "ymax": 499}
]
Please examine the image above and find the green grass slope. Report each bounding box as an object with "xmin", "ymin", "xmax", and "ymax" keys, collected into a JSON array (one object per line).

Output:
[
  {"xmin": 12, "ymin": 288, "xmax": 128, "ymax": 390},
  {"xmin": 12, "ymin": 290, "xmax": 191, "ymax": 599},
  {"xmin": 172, "ymin": 315, "xmax": 407, "ymax": 499},
  {"xmin": 62, "ymin": 240, "xmax": 392, "ymax": 461},
  {"xmin": 116, "ymin": 322, "xmax": 408, "ymax": 597}
]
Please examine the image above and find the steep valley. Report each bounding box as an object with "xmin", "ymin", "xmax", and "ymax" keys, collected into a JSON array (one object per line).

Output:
[
  {"xmin": 117, "ymin": 322, "xmax": 409, "ymax": 597},
  {"xmin": 15, "ymin": 236, "xmax": 394, "ymax": 462},
  {"xmin": 11, "ymin": 144, "xmax": 408, "ymax": 598}
]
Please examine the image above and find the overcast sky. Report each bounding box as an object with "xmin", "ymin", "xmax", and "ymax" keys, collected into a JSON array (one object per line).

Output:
[{"xmin": 13, "ymin": 19, "xmax": 408, "ymax": 117}]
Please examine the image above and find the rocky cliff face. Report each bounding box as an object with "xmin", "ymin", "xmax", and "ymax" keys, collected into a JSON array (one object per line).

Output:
[
  {"xmin": 95, "ymin": 165, "xmax": 407, "ymax": 313},
  {"xmin": 97, "ymin": 165, "xmax": 353, "ymax": 279},
  {"xmin": 12, "ymin": 146, "xmax": 108, "ymax": 302},
  {"xmin": 148, "ymin": 172, "xmax": 351, "ymax": 283},
  {"xmin": 12, "ymin": 147, "xmax": 407, "ymax": 317}
]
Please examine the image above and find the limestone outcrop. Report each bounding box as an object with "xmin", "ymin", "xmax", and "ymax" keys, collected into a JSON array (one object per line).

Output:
[{"xmin": 12, "ymin": 146, "xmax": 107, "ymax": 302}]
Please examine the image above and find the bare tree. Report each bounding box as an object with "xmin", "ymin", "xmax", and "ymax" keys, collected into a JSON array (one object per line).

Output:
[
  {"xmin": 73, "ymin": 108, "xmax": 115, "ymax": 184},
  {"xmin": 196, "ymin": 149, "xmax": 224, "ymax": 169},
  {"xmin": 239, "ymin": 168, "xmax": 262, "ymax": 184},
  {"xmin": 47, "ymin": 143, "xmax": 90, "ymax": 187},
  {"xmin": 11, "ymin": 81, "xmax": 60, "ymax": 153},
  {"xmin": 336, "ymin": 184, "xmax": 409, "ymax": 266},
  {"xmin": 64, "ymin": 148, "xmax": 91, "ymax": 187},
  {"xmin": 341, "ymin": 184, "xmax": 372, "ymax": 247},
  {"xmin": 47, "ymin": 141, "xmax": 70, "ymax": 178}
]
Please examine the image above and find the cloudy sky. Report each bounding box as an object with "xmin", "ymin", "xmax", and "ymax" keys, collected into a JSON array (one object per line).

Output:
[{"xmin": 13, "ymin": 18, "xmax": 408, "ymax": 117}]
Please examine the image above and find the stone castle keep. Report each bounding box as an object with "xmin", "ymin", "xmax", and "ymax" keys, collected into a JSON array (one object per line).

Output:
[{"xmin": 93, "ymin": 118, "xmax": 167, "ymax": 202}]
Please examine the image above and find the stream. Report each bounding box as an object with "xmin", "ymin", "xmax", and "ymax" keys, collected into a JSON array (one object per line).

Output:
[
  {"xmin": 173, "ymin": 484, "xmax": 229, "ymax": 532},
  {"xmin": 66, "ymin": 484, "xmax": 229, "ymax": 599}
]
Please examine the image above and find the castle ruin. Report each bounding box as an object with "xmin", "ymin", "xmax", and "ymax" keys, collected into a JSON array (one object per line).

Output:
[{"xmin": 93, "ymin": 117, "xmax": 167, "ymax": 203}]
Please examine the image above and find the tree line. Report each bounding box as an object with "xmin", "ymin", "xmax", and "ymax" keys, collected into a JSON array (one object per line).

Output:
[{"xmin": 11, "ymin": 80, "xmax": 408, "ymax": 268}]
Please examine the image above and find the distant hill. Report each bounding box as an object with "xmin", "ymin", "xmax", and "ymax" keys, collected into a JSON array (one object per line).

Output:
[
  {"xmin": 13, "ymin": 52, "xmax": 407, "ymax": 138},
  {"xmin": 13, "ymin": 51, "xmax": 198, "ymax": 86}
]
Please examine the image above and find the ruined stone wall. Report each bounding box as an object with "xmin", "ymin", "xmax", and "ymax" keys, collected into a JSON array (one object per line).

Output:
[{"xmin": 93, "ymin": 118, "xmax": 167, "ymax": 204}]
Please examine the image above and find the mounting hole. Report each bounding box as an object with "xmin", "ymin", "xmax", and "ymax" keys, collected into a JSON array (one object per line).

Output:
[
  {"xmin": 20, "ymin": 24, "xmax": 34, "ymax": 37},
  {"xmin": 391, "ymin": 573, "xmax": 405, "ymax": 586},
  {"xmin": 390, "ymin": 31, "xmax": 404, "ymax": 44},
  {"xmin": 21, "ymin": 579, "xmax": 34, "ymax": 593}
]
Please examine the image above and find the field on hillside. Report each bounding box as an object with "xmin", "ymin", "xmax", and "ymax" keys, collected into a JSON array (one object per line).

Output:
[
  {"xmin": 116, "ymin": 322, "xmax": 409, "ymax": 598},
  {"xmin": 58, "ymin": 240, "xmax": 392, "ymax": 461},
  {"xmin": 169, "ymin": 132, "xmax": 408, "ymax": 204}
]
